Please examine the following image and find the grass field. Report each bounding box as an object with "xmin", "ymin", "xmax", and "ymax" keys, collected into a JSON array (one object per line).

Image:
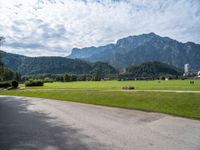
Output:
[
  {"xmin": 23, "ymin": 80, "xmax": 200, "ymax": 91},
  {"xmin": 0, "ymin": 89, "xmax": 200, "ymax": 119},
  {"xmin": 1, "ymin": 80, "xmax": 200, "ymax": 119}
]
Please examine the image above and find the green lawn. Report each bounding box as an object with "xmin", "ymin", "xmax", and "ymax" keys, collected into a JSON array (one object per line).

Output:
[
  {"xmin": 1, "ymin": 80, "xmax": 200, "ymax": 119},
  {"xmin": 0, "ymin": 89, "xmax": 200, "ymax": 119},
  {"xmin": 22, "ymin": 80, "xmax": 200, "ymax": 91}
]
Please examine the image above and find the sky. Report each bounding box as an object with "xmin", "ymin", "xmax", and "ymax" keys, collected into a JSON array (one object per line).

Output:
[{"xmin": 0, "ymin": 0, "xmax": 200, "ymax": 57}]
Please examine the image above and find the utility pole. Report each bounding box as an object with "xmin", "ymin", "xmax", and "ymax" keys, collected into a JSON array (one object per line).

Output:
[{"xmin": 0, "ymin": 36, "xmax": 5, "ymax": 48}]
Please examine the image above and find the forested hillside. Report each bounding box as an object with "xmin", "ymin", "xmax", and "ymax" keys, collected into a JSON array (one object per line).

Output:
[
  {"xmin": 1, "ymin": 51, "xmax": 117, "ymax": 76},
  {"xmin": 124, "ymin": 61, "xmax": 182, "ymax": 78}
]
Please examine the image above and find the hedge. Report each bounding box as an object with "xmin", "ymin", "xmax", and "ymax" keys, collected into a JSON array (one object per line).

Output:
[{"xmin": 25, "ymin": 80, "xmax": 44, "ymax": 87}]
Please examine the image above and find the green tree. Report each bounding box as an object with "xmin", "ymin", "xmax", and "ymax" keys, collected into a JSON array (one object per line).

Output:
[
  {"xmin": 70, "ymin": 75, "xmax": 77, "ymax": 81},
  {"xmin": 60, "ymin": 76, "xmax": 64, "ymax": 82},
  {"xmin": 14, "ymin": 72, "xmax": 21, "ymax": 81},
  {"xmin": 92, "ymin": 72, "xmax": 101, "ymax": 81},
  {"xmin": 77, "ymin": 75, "xmax": 87, "ymax": 81},
  {"xmin": 64, "ymin": 74, "xmax": 70, "ymax": 82}
]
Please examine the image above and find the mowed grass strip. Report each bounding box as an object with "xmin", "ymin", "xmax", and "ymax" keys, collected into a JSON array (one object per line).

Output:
[{"xmin": 0, "ymin": 90, "xmax": 200, "ymax": 119}]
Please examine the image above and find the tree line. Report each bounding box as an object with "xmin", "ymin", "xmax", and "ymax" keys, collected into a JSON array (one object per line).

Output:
[{"xmin": 22, "ymin": 72, "xmax": 116, "ymax": 82}]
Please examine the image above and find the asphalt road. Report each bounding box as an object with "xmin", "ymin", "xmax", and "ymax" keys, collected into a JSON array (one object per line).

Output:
[{"xmin": 0, "ymin": 96, "xmax": 200, "ymax": 150}]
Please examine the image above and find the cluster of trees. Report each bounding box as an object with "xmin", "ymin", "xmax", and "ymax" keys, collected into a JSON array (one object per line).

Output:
[
  {"xmin": 119, "ymin": 61, "xmax": 183, "ymax": 80},
  {"xmin": 19, "ymin": 61, "xmax": 118, "ymax": 82},
  {"xmin": 0, "ymin": 67, "xmax": 21, "ymax": 81}
]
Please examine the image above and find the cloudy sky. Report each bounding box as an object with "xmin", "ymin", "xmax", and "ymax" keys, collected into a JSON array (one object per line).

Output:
[{"xmin": 0, "ymin": 0, "xmax": 200, "ymax": 57}]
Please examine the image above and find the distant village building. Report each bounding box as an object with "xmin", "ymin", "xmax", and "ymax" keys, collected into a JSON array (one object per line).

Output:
[
  {"xmin": 198, "ymin": 71, "xmax": 200, "ymax": 78},
  {"xmin": 183, "ymin": 64, "xmax": 190, "ymax": 77},
  {"xmin": 184, "ymin": 64, "xmax": 190, "ymax": 74}
]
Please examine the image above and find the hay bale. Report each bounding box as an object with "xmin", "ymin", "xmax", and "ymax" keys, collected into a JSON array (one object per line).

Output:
[{"xmin": 122, "ymin": 86, "xmax": 135, "ymax": 90}]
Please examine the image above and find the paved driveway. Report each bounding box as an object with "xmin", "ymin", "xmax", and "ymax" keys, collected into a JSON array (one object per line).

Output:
[{"xmin": 0, "ymin": 96, "xmax": 200, "ymax": 150}]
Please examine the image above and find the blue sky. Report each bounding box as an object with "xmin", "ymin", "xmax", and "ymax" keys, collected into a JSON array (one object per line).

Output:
[{"xmin": 0, "ymin": 0, "xmax": 200, "ymax": 56}]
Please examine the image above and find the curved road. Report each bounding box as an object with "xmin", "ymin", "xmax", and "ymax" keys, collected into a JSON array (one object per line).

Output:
[{"xmin": 0, "ymin": 96, "xmax": 200, "ymax": 150}]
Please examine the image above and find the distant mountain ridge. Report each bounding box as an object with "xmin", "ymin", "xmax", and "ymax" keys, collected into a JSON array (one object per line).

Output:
[
  {"xmin": 1, "ymin": 51, "xmax": 117, "ymax": 76},
  {"xmin": 68, "ymin": 33, "xmax": 200, "ymax": 70}
]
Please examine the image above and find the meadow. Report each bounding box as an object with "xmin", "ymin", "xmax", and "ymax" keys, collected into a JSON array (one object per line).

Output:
[
  {"xmin": 22, "ymin": 80, "xmax": 200, "ymax": 91},
  {"xmin": 1, "ymin": 80, "xmax": 200, "ymax": 119}
]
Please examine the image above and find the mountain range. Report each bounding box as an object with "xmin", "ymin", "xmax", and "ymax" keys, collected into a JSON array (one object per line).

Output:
[
  {"xmin": 1, "ymin": 32, "xmax": 200, "ymax": 76},
  {"xmin": 68, "ymin": 33, "xmax": 200, "ymax": 70}
]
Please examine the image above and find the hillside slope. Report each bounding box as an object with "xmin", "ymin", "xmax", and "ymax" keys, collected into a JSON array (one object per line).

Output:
[{"xmin": 1, "ymin": 51, "xmax": 117, "ymax": 75}]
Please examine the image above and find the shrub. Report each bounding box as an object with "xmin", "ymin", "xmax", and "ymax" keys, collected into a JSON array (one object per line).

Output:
[
  {"xmin": 0, "ymin": 82, "xmax": 11, "ymax": 88},
  {"xmin": 25, "ymin": 80, "xmax": 44, "ymax": 87},
  {"xmin": 12, "ymin": 81, "xmax": 19, "ymax": 88},
  {"xmin": 160, "ymin": 76, "xmax": 166, "ymax": 80},
  {"xmin": 190, "ymin": 81, "xmax": 195, "ymax": 84}
]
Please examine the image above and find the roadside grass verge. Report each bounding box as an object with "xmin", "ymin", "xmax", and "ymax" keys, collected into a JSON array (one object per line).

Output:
[{"xmin": 0, "ymin": 90, "xmax": 200, "ymax": 119}]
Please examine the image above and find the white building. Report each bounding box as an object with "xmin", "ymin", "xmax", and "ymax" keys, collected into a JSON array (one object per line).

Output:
[
  {"xmin": 184, "ymin": 64, "xmax": 189, "ymax": 74},
  {"xmin": 198, "ymin": 71, "xmax": 200, "ymax": 78},
  {"xmin": 184, "ymin": 64, "xmax": 190, "ymax": 76}
]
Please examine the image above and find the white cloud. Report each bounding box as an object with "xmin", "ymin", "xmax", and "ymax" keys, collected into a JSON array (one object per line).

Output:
[{"xmin": 0, "ymin": 0, "xmax": 200, "ymax": 56}]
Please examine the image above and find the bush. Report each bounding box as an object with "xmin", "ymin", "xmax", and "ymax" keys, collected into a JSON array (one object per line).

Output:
[
  {"xmin": 12, "ymin": 81, "xmax": 19, "ymax": 88},
  {"xmin": 25, "ymin": 80, "xmax": 44, "ymax": 87},
  {"xmin": 0, "ymin": 82, "xmax": 11, "ymax": 88},
  {"xmin": 160, "ymin": 76, "xmax": 166, "ymax": 80}
]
